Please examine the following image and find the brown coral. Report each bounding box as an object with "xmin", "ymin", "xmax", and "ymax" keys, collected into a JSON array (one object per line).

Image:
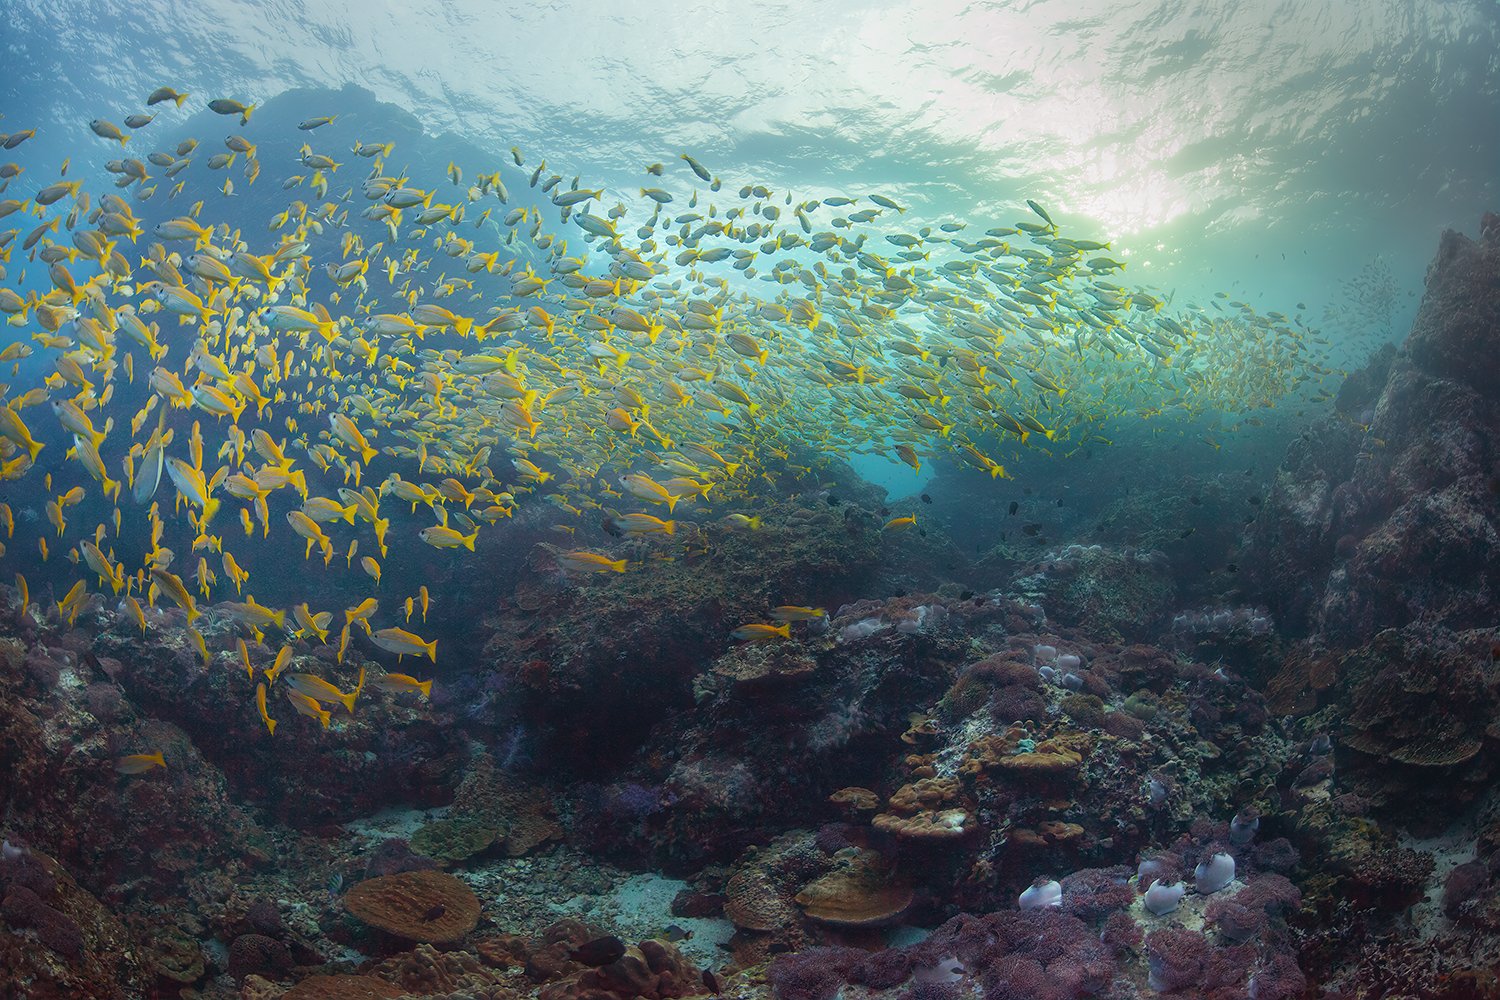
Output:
[
  {"xmin": 1009, "ymin": 821, "xmax": 1086, "ymax": 850},
  {"xmin": 282, "ymin": 975, "xmax": 405, "ymax": 1000},
  {"xmin": 538, "ymin": 939, "xmax": 701, "ymax": 1000},
  {"xmin": 724, "ymin": 865, "xmax": 799, "ymax": 932},
  {"xmin": 871, "ymin": 808, "xmax": 971, "ymax": 840},
  {"xmin": 793, "ymin": 849, "xmax": 913, "ymax": 926},
  {"xmin": 887, "ymin": 776, "xmax": 962, "ymax": 814},
  {"xmin": 829, "ymin": 786, "xmax": 880, "ymax": 818},
  {"xmin": 344, "ymin": 870, "xmax": 480, "ymax": 943},
  {"xmin": 989, "ymin": 734, "xmax": 1090, "ymax": 778},
  {"xmin": 1340, "ymin": 629, "xmax": 1488, "ymax": 768},
  {"xmin": 370, "ymin": 942, "xmax": 501, "ymax": 994}
]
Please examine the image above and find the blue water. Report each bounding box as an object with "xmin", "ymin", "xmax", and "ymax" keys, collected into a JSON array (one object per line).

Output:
[{"xmin": 5, "ymin": 0, "xmax": 1495, "ymax": 335}]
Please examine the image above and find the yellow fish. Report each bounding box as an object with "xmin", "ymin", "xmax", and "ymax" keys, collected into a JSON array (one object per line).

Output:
[
  {"xmin": 116, "ymin": 751, "xmax": 166, "ymax": 774},
  {"xmin": 370, "ymin": 626, "xmax": 437, "ymax": 662}
]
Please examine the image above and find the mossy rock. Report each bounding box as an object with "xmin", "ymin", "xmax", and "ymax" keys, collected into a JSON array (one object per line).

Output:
[{"xmin": 410, "ymin": 817, "xmax": 499, "ymax": 864}]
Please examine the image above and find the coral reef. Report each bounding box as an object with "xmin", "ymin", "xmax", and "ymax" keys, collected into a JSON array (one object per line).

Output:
[
  {"xmin": 344, "ymin": 870, "xmax": 481, "ymax": 943},
  {"xmin": 3, "ymin": 214, "xmax": 1500, "ymax": 1000},
  {"xmin": 484, "ymin": 493, "xmax": 883, "ymax": 770}
]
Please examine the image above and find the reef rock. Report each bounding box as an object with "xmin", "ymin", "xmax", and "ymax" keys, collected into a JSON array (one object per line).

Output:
[{"xmin": 1252, "ymin": 214, "xmax": 1500, "ymax": 645}]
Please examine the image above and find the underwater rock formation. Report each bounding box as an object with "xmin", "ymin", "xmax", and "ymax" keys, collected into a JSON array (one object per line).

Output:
[
  {"xmin": 484, "ymin": 492, "xmax": 883, "ymax": 771},
  {"xmin": 1251, "ymin": 216, "xmax": 1500, "ymax": 825},
  {"xmin": 1253, "ymin": 214, "xmax": 1500, "ymax": 646}
]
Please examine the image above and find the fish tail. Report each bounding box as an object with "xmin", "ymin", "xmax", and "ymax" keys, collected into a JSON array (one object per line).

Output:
[
  {"xmin": 418, "ymin": 679, "xmax": 433, "ymax": 699},
  {"xmin": 425, "ymin": 640, "xmax": 438, "ymax": 662},
  {"xmin": 360, "ymin": 444, "xmax": 376, "ymax": 465},
  {"xmin": 26, "ymin": 440, "xmax": 43, "ymax": 463},
  {"xmin": 461, "ymin": 530, "xmax": 477, "ymax": 551},
  {"xmin": 266, "ymin": 717, "xmax": 276, "ymax": 735},
  {"xmin": 664, "ymin": 495, "xmax": 677, "ymax": 513},
  {"xmin": 610, "ymin": 558, "xmax": 627, "ymax": 573},
  {"xmin": 173, "ymin": 93, "xmax": 189, "ymax": 108},
  {"xmin": 663, "ymin": 521, "xmax": 675, "ymax": 535},
  {"xmin": 454, "ymin": 316, "xmax": 473, "ymax": 338},
  {"xmin": 203, "ymin": 497, "xmax": 220, "ymax": 525},
  {"xmin": 241, "ymin": 106, "xmax": 256, "ymax": 126},
  {"xmin": 339, "ymin": 690, "xmax": 357, "ymax": 715}
]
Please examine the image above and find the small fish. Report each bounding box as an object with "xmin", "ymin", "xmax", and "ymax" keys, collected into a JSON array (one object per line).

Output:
[
  {"xmin": 370, "ymin": 672, "xmax": 433, "ymax": 699},
  {"xmin": 116, "ymin": 751, "xmax": 165, "ymax": 774},
  {"xmin": 556, "ymin": 550, "xmax": 627, "ymax": 574},
  {"xmin": 371, "ymin": 626, "xmax": 438, "ymax": 662},
  {"xmin": 769, "ymin": 606, "xmax": 825, "ymax": 622},
  {"xmin": 147, "ymin": 86, "xmax": 190, "ymax": 107},
  {"xmin": 731, "ymin": 622, "xmax": 791, "ymax": 642},
  {"xmin": 207, "ymin": 98, "xmax": 256, "ymax": 125}
]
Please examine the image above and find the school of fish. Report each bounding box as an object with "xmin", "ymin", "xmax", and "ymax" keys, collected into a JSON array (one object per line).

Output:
[{"xmin": 0, "ymin": 90, "xmax": 1338, "ymax": 748}]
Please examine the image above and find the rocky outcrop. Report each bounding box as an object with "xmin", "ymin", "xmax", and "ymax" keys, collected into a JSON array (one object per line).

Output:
[
  {"xmin": 1251, "ymin": 213, "xmax": 1500, "ymax": 646},
  {"xmin": 1250, "ymin": 214, "xmax": 1500, "ymax": 828}
]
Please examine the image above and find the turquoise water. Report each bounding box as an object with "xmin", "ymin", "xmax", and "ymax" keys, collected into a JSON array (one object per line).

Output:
[{"xmin": 6, "ymin": 0, "xmax": 1495, "ymax": 325}]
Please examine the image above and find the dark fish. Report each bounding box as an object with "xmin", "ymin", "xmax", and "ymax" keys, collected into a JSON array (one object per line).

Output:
[
  {"xmin": 1248, "ymin": 496, "xmax": 1262, "ymax": 506},
  {"xmin": 920, "ymin": 493, "xmax": 933, "ymax": 504},
  {"xmin": 1008, "ymin": 501, "xmax": 1019, "ymax": 515},
  {"xmin": 1056, "ymin": 498, "xmax": 1063, "ymax": 506},
  {"xmin": 827, "ymin": 495, "xmax": 841, "ymax": 506},
  {"xmin": 570, "ymin": 935, "xmax": 626, "ymax": 966},
  {"xmin": 960, "ymin": 590, "xmax": 974, "ymax": 600},
  {"xmin": 918, "ymin": 528, "xmax": 927, "ymax": 537},
  {"xmin": 1180, "ymin": 527, "xmax": 1195, "ymax": 538},
  {"xmin": 422, "ymin": 903, "xmax": 446, "ymax": 922},
  {"xmin": 602, "ymin": 517, "xmax": 623, "ymax": 538},
  {"xmin": 1022, "ymin": 523, "xmax": 1042, "ymax": 536},
  {"xmin": 663, "ymin": 924, "xmax": 693, "ymax": 942},
  {"xmin": 703, "ymin": 970, "xmax": 723, "ymax": 994},
  {"xmin": 1226, "ymin": 563, "xmax": 1238, "ymax": 573}
]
